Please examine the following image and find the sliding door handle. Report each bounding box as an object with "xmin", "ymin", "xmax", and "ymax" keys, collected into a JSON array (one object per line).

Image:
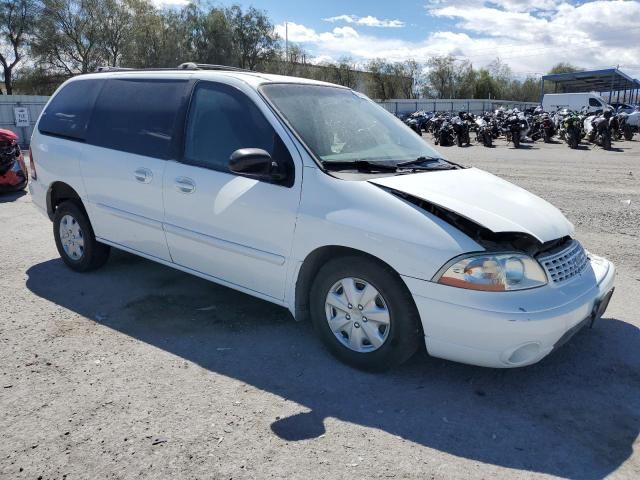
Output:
[
  {"xmin": 175, "ymin": 177, "xmax": 196, "ymax": 194},
  {"xmin": 134, "ymin": 168, "xmax": 153, "ymax": 183}
]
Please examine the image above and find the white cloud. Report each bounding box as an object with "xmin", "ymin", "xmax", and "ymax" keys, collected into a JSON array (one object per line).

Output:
[
  {"xmin": 324, "ymin": 14, "xmax": 405, "ymax": 28},
  {"xmin": 281, "ymin": 1, "xmax": 640, "ymax": 79},
  {"xmin": 150, "ymin": 0, "xmax": 190, "ymax": 6},
  {"xmin": 428, "ymin": 0, "xmax": 640, "ymax": 75},
  {"xmin": 276, "ymin": 23, "xmax": 360, "ymax": 43}
]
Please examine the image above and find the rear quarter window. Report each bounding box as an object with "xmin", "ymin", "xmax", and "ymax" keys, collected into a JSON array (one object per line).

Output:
[
  {"xmin": 86, "ymin": 79, "xmax": 189, "ymax": 159},
  {"xmin": 38, "ymin": 80, "xmax": 104, "ymax": 140}
]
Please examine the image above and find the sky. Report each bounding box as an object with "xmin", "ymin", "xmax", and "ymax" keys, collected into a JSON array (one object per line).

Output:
[{"xmin": 154, "ymin": 0, "xmax": 640, "ymax": 79}]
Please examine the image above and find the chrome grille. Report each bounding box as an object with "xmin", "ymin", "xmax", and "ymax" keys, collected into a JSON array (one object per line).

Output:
[{"xmin": 538, "ymin": 240, "xmax": 589, "ymax": 284}]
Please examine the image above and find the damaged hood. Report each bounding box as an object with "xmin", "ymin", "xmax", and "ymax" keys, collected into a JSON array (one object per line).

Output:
[{"xmin": 369, "ymin": 167, "xmax": 573, "ymax": 243}]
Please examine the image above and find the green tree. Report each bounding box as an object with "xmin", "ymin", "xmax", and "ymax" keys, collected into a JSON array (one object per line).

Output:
[
  {"xmin": 548, "ymin": 62, "xmax": 580, "ymax": 74},
  {"xmin": 226, "ymin": 5, "xmax": 279, "ymax": 70},
  {"xmin": 426, "ymin": 55, "xmax": 455, "ymax": 98},
  {"xmin": 474, "ymin": 69, "xmax": 499, "ymax": 99}
]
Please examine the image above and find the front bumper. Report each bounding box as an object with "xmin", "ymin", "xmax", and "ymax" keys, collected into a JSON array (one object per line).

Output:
[
  {"xmin": 0, "ymin": 168, "xmax": 28, "ymax": 192},
  {"xmin": 403, "ymin": 255, "xmax": 616, "ymax": 368}
]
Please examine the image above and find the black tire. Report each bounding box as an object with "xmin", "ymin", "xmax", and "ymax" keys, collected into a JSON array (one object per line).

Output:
[
  {"xmin": 602, "ymin": 131, "xmax": 611, "ymax": 150},
  {"xmin": 456, "ymin": 134, "xmax": 463, "ymax": 147},
  {"xmin": 623, "ymin": 124, "xmax": 633, "ymax": 141},
  {"xmin": 543, "ymin": 129, "xmax": 551, "ymax": 143},
  {"xmin": 310, "ymin": 256, "xmax": 422, "ymax": 371},
  {"xmin": 53, "ymin": 201, "xmax": 110, "ymax": 272},
  {"xmin": 567, "ymin": 130, "xmax": 578, "ymax": 149},
  {"xmin": 484, "ymin": 135, "xmax": 492, "ymax": 147},
  {"xmin": 512, "ymin": 132, "xmax": 520, "ymax": 148}
]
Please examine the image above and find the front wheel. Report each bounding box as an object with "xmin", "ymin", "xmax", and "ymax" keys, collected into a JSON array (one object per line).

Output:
[
  {"xmin": 512, "ymin": 132, "xmax": 520, "ymax": 148},
  {"xmin": 310, "ymin": 256, "xmax": 422, "ymax": 371},
  {"xmin": 53, "ymin": 201, "xmax": 110, "ymax": 272},
  {"xmin": 623, "ymin": 124, "xmax": 633, "ymax": 141}
]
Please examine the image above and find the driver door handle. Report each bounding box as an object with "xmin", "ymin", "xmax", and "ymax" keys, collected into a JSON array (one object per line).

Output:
[{"xmin": 175, "ymin": 177, "xmax": 196, "ymax": 194}]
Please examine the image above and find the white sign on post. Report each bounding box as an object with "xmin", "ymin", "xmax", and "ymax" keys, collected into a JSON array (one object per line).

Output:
[{"xmin": 14, "ymin": 107, "xmax": 30, "ymax": 127}]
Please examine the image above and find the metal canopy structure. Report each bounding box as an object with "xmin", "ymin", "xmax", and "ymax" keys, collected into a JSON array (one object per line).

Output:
[{"xmin": 540, "ymin": 68, "xmax": 640, "ymax": 104}]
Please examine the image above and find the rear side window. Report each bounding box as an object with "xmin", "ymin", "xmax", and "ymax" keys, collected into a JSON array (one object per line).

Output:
[
  {"xmin": 87, "ymin": 79, "xmax": 188, "ymax": 159},
  {"xmin": 38, "ymin": 80, "xmax": 103, "ymax": 140},
  {"xmin": 589, "ymin": 98, "xmax": 602, "ymax": 107}
]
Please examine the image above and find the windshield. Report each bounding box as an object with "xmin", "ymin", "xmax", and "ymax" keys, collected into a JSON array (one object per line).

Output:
[{"xmin": 261, "ymin": 84, "xmax": 443, "ymax": 164}]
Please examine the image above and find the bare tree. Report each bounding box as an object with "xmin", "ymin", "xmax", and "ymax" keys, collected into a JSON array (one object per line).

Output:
[
  {"xmin": 31, "ymin": 0, "xmax": 108, "ymax": 74},
  {"xmin": 0, "ymin": 0, "xmax": 38, "ymax": 94},
  {"xmin": 100, "ymin": 0, "xmax": 132, "ymax": 67}
]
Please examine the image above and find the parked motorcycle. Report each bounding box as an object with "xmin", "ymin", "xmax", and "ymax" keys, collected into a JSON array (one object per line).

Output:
[
  {"xmin": 434, "ymin": 118, "xmax": 455, "ymax": 147},
  {"xmin": 562, "ymin": 114, "xmax": 582, "ymax": 149},
  {"xmin": 474, "ymin": 116, "xmax": 493, "ymax": 147},
  {"xmin": 404, "ymin": 116, "xmax": 422, "ymax": 136},
  {"xmin": 451, "ymin": 113, "xmax": 471, "ymax": 147},
  {"xmin": 529, "ymin": 111, "xmax": 555, "ymax": 143},
  {"xmin": 503, "ymin": 110, "xmax": 528, "ymax": 148},
  {"xmin": 584, "ymin": 110, "xmax": 612, "ymax": 150}
]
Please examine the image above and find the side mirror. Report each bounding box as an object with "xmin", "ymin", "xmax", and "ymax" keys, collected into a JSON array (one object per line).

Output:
[{"xmin": 228, "ymin": 148, "xmax": 287, "ymax": 182}]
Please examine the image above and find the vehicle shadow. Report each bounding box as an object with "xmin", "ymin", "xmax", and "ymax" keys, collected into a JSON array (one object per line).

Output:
[
  {"xmin": 570, "ymin": 144, "xmax": 591, "ymax": 151},
  {"xmin": 26, "ymin": 253, "xmax": 640, "ymax": 480},
  {"xmin": 0, "ymin": 190, "xmax": 27, "ymax": 203}
]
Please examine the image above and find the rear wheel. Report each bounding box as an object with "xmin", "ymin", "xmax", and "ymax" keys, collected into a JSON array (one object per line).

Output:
[
  {"xmin": 310, "ymin": 256, "xmax": 422, "ymax": 371},
  {"xmin": 512, "ymin": 132, "xmax": 520, "ymax": 148},
  {"xmin": 602, "ymin": 131, "xmax": 612, "ymax": 150},
  {"xmin": 53, "ymin": 201, "xmax": 110, "ymax": 272},
  {"xmin": 623, "ymin": 124, "xmax": 633, "ymax": 141}
]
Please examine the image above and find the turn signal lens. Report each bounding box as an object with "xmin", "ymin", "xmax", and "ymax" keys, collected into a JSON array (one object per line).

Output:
[{"xmin": 435, "ymin": 253, "xmax": 547, "ymax": 291}]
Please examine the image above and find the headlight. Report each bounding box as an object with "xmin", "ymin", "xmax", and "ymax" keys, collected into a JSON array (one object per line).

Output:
[{"xmin": 434, "ymin": 253, "xmax": 547, "ymax": 291}]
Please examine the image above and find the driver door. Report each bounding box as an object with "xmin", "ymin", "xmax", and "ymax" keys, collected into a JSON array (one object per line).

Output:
[{"xmin": 162, "ymin": 81, "xmax": 302, "ymax": 301}]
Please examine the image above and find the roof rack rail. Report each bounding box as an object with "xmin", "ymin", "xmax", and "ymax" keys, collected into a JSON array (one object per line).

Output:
[
  {"xmin": 177, "ymin": 62, "xmax": 252, "ymax": 72},
  {"xmin": 95, "ymin": 66, "xmax": 135, "ymax": 72},
  {"xmin": 93, "ymin": 63, "xmax": 255, "ymax": 74}
]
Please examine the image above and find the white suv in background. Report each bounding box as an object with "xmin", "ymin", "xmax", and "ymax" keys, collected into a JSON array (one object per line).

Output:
[{"xmin": 28, "ymin": 65, "xmax": 615, "ymax": 370}]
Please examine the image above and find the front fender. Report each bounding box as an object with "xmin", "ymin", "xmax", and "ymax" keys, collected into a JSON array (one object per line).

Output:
[{"xmin": 291, "ymin": 166, "xmax": 481, "ymax": 282}]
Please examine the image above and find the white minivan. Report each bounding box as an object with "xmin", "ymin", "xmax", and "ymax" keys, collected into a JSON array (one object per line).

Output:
[
  {"xmin": 542, "ymin": 92, "xmax": 609, "ymax": 113},
  {"xmin": 29, "ymin": 65, "xmax": 615, "ymax": 370}
]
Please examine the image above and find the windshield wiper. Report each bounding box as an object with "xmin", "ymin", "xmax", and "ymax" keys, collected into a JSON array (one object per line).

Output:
[
  {"xmin": 321, "ymin": 160, "xmax": 399, "ymax": 172},
  {"xmin": 396, "ymin": 156, "xmax": 462, "ymax": 171},
  {"xmin": 322, "ymin": 157, "xmax": 459, "ymax": 174},
  {"xmin": 396, "ymin": 156, "xmax": 445, "ymax": 168}
]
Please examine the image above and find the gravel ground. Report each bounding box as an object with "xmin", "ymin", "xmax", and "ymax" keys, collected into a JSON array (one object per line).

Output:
[{"xmin": 1, "ymin": 137, "xmax": 639, "ymax": 480}]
